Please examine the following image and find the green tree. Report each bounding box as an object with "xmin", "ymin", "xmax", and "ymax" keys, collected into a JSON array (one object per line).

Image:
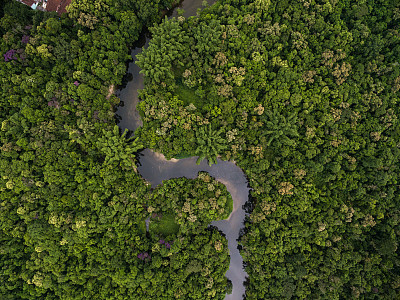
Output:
[{"xmin": 192, "ymin": 125, "xmax": 227, "ymax": 166}]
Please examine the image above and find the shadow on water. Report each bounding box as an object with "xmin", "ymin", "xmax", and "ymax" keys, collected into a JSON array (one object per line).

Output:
[
  {"xmin": 116, "ymin": 1, "xmax": 248, "ymax": 299},
  {"xmin": 115, "ymin": 32, "xmax": 149, "ymax": 131}
]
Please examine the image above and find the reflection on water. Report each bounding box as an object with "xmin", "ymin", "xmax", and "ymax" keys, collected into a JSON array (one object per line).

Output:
[
  {"xmin": 115, "ymin": 35, "xmax": 148, "ymax": 132},
  {"xmin": 116, "ymin": 1, "xmax": 248, "ymax": 299}
]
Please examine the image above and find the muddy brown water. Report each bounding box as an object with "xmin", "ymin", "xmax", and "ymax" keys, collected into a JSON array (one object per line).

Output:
[{"xmin": 116, "ymin": 1, "xmax": 249, "ymax": 299}]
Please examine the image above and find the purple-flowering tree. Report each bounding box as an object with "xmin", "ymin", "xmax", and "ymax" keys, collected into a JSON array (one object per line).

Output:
[
  {"xmin": 159, "ymin": 239, "xmax": 165, "ymax": 244},
  {"xmin": 4, "ymin": 49, "xmax": 17, "ymax": 62},
  {"xmin": 73, "ymin": 81, "xmax": 80, "ymax": 86},
  {"xmin": 21, "ymin": 35, "xmax": 30, "ymax": 44},
  {"xmin": 137, "ymin": 252, "xmax": 151, "ymax": 262},
  {"xmin": 48, "ymin": 100, "xmax": 60, "ymax": 109}
]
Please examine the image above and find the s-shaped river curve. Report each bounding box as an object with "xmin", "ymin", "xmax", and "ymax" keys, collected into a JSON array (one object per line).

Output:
[{"xmin": 116, "ymin": 1, "xmax": 249, "ymax": 299}]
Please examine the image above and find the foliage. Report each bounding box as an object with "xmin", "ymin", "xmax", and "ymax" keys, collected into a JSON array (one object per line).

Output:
[
  {"xmin": 149, "ymin": 213, "xmax": 180, "ymax": 236},
  {"xmin": 136, "ymin": 0, "xmax": 400, "ymax": 298},
  {"xmin": 261, "ymin": 109, "xmax": 299, "ymax": 147},
  {"xmin": 147, "ymin": 172, "xmax": 233, "ymax": 234},
  {"xmin": 4, "ymin": 0, "xmax": 400, "ymax": 297},
  {"xmin": 96, "ymin": 125, "xmax": 142, "ymax": 170},
  {"xmin": 0, "ymin": 0, "xmax": 231, "ymax": 299},
  {"xmin": 136, "ymin": 17, "xmax": 188, "ymax": 84},
  {"xmin": 192, "ymin": 124, "xmax": 227, "ymax": 165}
]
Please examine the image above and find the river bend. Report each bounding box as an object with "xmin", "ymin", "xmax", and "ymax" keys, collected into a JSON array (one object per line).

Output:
[{"xmin": 116, "ymin": 1, "xmax": 249, "ymax": 299}]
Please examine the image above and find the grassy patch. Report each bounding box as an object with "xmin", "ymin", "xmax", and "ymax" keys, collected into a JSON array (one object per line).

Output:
[
  {"xmin": 149, "ymin": 213, "xmax": 180, "ymax": 236},
  {"xmin": 172, "ymin": 65, "xmax": 208, "ymax": 110},
  {"xmin": 175, "ymin": 79, "xmax": 203, "ymax": 108}
]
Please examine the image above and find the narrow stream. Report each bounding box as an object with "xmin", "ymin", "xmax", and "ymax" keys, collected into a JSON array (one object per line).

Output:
[{"xmin": 116, "ymin": 1, "xmax": 249, "ymax": 299}]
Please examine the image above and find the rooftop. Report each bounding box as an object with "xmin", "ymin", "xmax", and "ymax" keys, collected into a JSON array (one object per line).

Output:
[
  {"xmin": 45, "ymin": 0, "xmax": 71, "ymax": 15},
  {"xmin": 18, "ymin": 0, "xmax": 72, "ymax": 15}
]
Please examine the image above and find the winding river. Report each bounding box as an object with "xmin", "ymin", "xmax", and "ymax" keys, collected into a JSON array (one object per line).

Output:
[{"xmin": 116, "ymin": 1, "xmax": 249, "ymax": 299}]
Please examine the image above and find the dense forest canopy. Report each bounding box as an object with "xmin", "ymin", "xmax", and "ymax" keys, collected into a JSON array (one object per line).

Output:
[
  {"xmin": 0, "ymin": 0, "xmax": 232, "ymax": 299},
  {"xmin": 136, "ymin": 0, "xmax": 400, "ymax": 298},
  {"xmin": 1, "ymin": 0, "xmax": 400, "ymax": 299}
]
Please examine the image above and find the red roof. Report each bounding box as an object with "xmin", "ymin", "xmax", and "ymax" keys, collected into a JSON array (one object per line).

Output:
[
  {"xmin": 19, "ymin": 0, "xmax": 72, "ymax": 15},
  {"xmin": 46, "ymin": 0, "xmax": 72, "ymax": 15},
  {"xmin": 20, "ymin": 0, "xmax": 35, "ymax": 6}
]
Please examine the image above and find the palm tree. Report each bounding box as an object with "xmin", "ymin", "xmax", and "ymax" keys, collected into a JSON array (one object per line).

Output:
[
  {"xmin": 192, "ymin": 124, "xmax": 227, "ymax": 166},
  {"xmin": 262, "ymin": 109, "xmax": 299, "ymax": 147},
  {"xmin": 97, "ymin": 125, "xmax": 142, "ymax": 169}
]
